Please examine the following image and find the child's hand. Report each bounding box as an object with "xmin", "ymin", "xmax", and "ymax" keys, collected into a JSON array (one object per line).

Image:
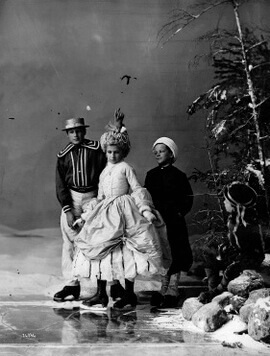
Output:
[
  {"xmin": 72, "ymin": 218, "xmax": 85, "ymax": 231},
  {"xmin": 143, "ymin": 210, "xmax": 157, "ymax": 223},
  {"xmin": 66, "ymin": 211, "xmax": 76, "ymax": 229}
]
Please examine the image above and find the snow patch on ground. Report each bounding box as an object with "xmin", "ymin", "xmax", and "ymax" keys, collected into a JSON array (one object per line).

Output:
[
  {"xmin": 0, "ymin": 271, "xmax": 63, "ymax": 297},
  {"xmin": 151, "ymin": 309, "xmax": 270, "ymax": 352},
  {"xmin": 1, "ymin": 226, "xmax": 270, "ymax": 352}
]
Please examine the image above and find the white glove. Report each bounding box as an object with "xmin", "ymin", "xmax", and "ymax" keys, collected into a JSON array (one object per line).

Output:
[{"xmin": 142, "ymin": 210, "xmax": 156, "ymax": 223}]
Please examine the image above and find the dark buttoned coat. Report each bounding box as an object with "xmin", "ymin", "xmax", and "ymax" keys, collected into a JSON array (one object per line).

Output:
[{"xmin": 145, "ymin": 165, "xmax": 193, "ymax": 274}]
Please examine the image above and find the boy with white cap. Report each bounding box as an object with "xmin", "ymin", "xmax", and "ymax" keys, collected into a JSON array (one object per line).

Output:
[
  {"xmin": 53, "ymin": 117, "xmax": 107, "ymax": 302},
  {"xmin": 145, "ymin": 137, "xmax": 194, "ymax": 308}
]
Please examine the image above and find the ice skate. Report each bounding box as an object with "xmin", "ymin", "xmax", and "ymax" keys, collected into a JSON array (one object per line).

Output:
[
  {"xmin": 53, "ymin": 285, "xmax": 80, "ymax": 302},
  {"xmin": 113, "ymin": 292, "xmax": 137, "ymax": 310},
  {"xmin": 113, "ymin": 279, "xmax": 137, "ymax": 310},
  {"xmin": 80, "ymin": 279, "xmax": 108, "ymax": 312},
  {"xmin": 110, "ymin": 281, "xmax": 125, "ymax": 301}
]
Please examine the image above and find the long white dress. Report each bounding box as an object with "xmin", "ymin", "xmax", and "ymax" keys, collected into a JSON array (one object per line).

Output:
[{"xmin": 72, "ymin": 161, "xmax": 171, "ymax": 282}]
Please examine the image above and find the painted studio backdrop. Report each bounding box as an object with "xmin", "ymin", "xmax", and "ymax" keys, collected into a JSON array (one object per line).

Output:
[{"xmin": 0, "ymin": 0, "xmax": 268, "ymax": 231}]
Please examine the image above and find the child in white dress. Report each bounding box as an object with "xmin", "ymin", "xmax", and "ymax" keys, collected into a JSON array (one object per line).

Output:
[{"xmin": 72, "ymin": 109, "xmax": 171, "ymax": 310}]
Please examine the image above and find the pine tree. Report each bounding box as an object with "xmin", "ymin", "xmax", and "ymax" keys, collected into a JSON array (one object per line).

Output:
[{"xmin": 160, "ymin": 0, "xmax": 270, "ymax": 250}]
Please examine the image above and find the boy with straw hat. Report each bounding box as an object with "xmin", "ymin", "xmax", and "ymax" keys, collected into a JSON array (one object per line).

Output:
[{"xmin": 53, "ymin": 117, "xmax": 106, "ymax": 302}]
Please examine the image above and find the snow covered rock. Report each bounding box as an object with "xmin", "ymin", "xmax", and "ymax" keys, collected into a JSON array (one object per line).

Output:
[
  {"xmin": 228, "ymin": 270, "xmax": 264, "ymax": 298},
  {"xmin": 212, "ymin": 291, "xmax": 233, "ymax": 307},
  {"xmin": 239, "ymin": 288, "xmax": 270, "ymax": 323},
  {"xmin": 192, "ymin": 301, "xmax": 229, "ymax": 332},
  {"xmin": 182, "ymin": 297, "xmax": 203, "ymax": 321},
  {"xmin": 245, "ymin": 288, "xmax": 270, "ymax": 304},
  {"xmin": 248, "ymin": 296, "xmax": 270, "ymax": 344},
  {"xmin": 230, "ymin": 295, "xmax": 246, "ymax": 313},
  {"xmin": 239, "ymin": 303, "xmax": 255, "ymax": 323}
]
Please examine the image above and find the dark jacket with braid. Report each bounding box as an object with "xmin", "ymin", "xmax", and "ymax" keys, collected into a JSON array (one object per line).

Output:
[{"xmin": 56, "ymin": 139, "xmax": 106, "ymax": 213}]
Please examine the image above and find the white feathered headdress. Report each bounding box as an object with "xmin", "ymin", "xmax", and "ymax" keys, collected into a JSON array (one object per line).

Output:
[{"xmin": 100, "ymin": 108, "xmax": 131, "ymax": 157}]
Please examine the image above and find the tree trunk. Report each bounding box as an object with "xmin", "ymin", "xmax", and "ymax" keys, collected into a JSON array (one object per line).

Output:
[{"xmin": 232, "ymin": 0, "xmax": 269, "ymax": 217}]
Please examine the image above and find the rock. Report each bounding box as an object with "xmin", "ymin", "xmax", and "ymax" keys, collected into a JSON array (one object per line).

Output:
[
  {"xmin": 248, "ymin": 296, "xmax": 270, "ymax": 344},
  {"xmin": 239, "ymin": 288, "xmax": 270, "ymax": 323},
  {"xmin": 182, "ymin": 297, "xmax": 203, "ymax": 321},
  {"xmin": 221, "ymin": 341, "xmax": 243, "ymax": 349},
  {"xmin": 260, "ymin": 253, "xmax": 270, "ymax": 287},
  {"xmin": 239, "ymin": 303, "xmax": 255, "ymax": 323},
  {"xmin": 230, "ymin": 295, "xmax": 246, "ymax": 313},
  {"xmin": 212, "ymin": 291, "xmax": 233, "ymax": 307},
  {"xmin": 245, "ymin": 288, "xmax": 270, "ymax": 304},
  {"xmin": 192, "ymin": 301, "xmax": 229, "ymax": 332},
  {"xmin": 228, "ymin": 270, "xmax": 264, "ymax": 298}
]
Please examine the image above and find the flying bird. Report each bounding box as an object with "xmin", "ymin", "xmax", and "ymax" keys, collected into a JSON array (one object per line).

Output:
[{"xmin": 120, "ymin": 75, "xmax": 137, "ymax": 85}]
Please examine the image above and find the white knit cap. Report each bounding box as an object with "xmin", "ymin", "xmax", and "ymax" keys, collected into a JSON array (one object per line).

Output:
[{"xmin": 152, "ymin": 137, "xmax": 178, "ymax": 163}]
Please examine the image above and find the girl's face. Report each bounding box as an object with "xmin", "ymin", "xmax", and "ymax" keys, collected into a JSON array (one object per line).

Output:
[
  {"xmin": 153, "ymin": 143, "xmax": 173, "ymax": 167},
  {"xmin": 224, "ymin": 197, "xmax": 234, "ymax": 213},
  {"xmin": 67, "ymin": 128, "xmax": 85, "ymax": 145},
  {"xmin": 106, "ymin": 145, "xmax": 123, "ymax": 164}
]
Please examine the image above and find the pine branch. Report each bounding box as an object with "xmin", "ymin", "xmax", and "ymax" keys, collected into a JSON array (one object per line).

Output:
[
  {"xmin": 246, "ymin": 40, "xmax": 268, "ymax": 52},
  {"xmin": 255, "ymin": 95, "xmax": 270, "ymax": 108},
  {"xmin": 158, "ymin": 0, "xmax": 230, "ymax": 46}
]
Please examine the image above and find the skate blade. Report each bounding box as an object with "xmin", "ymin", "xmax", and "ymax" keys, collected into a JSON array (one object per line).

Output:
[
  {"xmin": 80, "ymin": 304, "xmax": 107, "ymax": 313},
  {"xmin": 53, "ymin": 295, "xmax": 77, "ymax": 303},
  {"xmin": 52, "ymin": 300, "xmax": 82, "ymax": 309},
  {"xmin": 150, "ymin": 307, "xmax": 166, "ymax": 313},
  {"xmin": 80, "ymin": 309, "xmax": 107, "ymax": 315}
]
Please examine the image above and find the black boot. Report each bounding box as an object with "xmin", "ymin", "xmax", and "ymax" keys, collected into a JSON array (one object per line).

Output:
[
  {"xmin": 198, "ymin": 284, "xmax": 225, "ymax": 304},
  {"xmin": 204, "ymin": 268, "xmax": 221, "ymax": 290},
  {"xmin": 113, "ymin": 279, "xmax": 137, "ymax": 310},
  {"xmin": 150, "ymin": 291, "xmax": 164, "ymax": 307},
  {"xmin": 159, "ymin": 273, "xmax": 180, "ymax": 308},
  {"xmin": 110, "ymin": 280, "xmax": 125, "ymax": 301},
  {"xmin": 81, "ymin": 279, "xmax": 108, "ymax": 310},
  {"xmin": 198, "ymin": 268, "xmax": 224, "ymax": 304},
  {"xmin": 53, "ymin": 285, "xmax": 80, "ymax": 302},
  {"xmin": 150, "ymin": 275, "xmax": 170, "ymax": 307},
  {"xmin": 159, "ymin": 295, "xmax": 179, "ymax": 308}
]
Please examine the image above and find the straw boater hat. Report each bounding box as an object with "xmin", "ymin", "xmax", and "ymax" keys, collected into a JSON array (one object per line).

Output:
[
  {"xmin": 224, "ymin": 181, "xmax": 257, "ymax": 208},
  {"xmin": 152, "ymin": 137, "xmax": 178, "ymax": 163},
  {"xmin": 62, "ymin": 117, "xmax": 89, "ymax": 131},
  {"xmin": 100, "ymin": 108, "xmax": 131, "ymax": 157}
]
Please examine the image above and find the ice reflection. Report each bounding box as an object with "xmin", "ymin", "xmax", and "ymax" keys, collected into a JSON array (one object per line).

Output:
[
  {"xmin": 110, "ymin": 308, "xmax": 137, "ymax": 335},
  {"xmin": 53, "ymin": 308, "xmax": 81, "ymax": 344},
  {"xmin": 81, "ymin": 311, "xmax": 109, "ymax": 338},
  {"xmin": 53, "ymin": 307, "xmax": 138, "ymax": 342},
  {"xmin": 0, "ymin": 303, "xmax": 218, "ymax": 344}
]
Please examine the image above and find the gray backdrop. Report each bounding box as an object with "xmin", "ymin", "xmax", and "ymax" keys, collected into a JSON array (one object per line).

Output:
[{"xmin": 0, "ymin": 0, "xmax": 267, "ymax": 230}]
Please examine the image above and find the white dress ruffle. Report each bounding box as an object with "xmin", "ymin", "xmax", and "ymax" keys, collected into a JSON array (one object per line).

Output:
[{"xmin": 72, "ymin": 161, "xmax": 171, "ymax": 282}]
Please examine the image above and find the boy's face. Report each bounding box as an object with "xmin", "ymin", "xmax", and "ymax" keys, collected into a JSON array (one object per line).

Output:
[
  {"xmin": 66, "ymin": 128, "xmax": 86, "ymax": 145},
  {"xmin": 153, "ymin": 143, "xmax": 173, "ymax": 167}
]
